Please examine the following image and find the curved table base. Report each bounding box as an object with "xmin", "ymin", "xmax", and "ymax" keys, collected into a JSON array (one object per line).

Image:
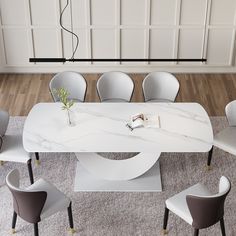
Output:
[{"xmin": 75, "ymin": 152, "xmax": 161, "ymax": 181}]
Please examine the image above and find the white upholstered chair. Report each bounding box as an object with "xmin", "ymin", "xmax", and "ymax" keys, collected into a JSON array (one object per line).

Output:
[
  {"xmin": 163, "ymin": 176, "xmax": 231, "ymax": 236},
  {"xmin": 97, "ymin": 71, "xmax": 134, "ymax": 102},
  {"xmin": 6, "ymin": 169, "xmax": 75, "ymax": 236},
  {"xmin": 207, "ymin": 100, "xmax": 236, "ymax": 168},
  {"xmin": 49, "ymin": 71, "xmax": 87, "ymax": 102},
  {"xmin": 142, "ymin": 72, "xmax": 179, "ymax": 102},
  {"xmin": 0, "ymin": 109, "xmax": 38, "ymax": 184}
]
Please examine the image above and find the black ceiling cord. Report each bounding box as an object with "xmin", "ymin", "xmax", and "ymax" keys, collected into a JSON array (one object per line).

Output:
[{"xmin": 59, "ymin": 0, "xmax": 79, "ymax": 59}]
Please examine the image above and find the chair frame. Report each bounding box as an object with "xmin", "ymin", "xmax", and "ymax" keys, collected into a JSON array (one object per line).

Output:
[
  {"xmin": 142, "ymin": 71, "xmax": 180, "ymax": 103},
  {"xmin": 162, "ymin": 179, "xmax": 231, "ymax": 236},
  {"xmin": 49, "ymin": 71, "xmax": 87, "ymax": 103},
  {"xmin": 96, "ymin": 71, "xmax": 135, "ymax": 103}
]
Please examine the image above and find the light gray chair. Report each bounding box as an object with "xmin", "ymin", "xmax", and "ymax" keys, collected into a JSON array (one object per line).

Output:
[
  {"xmin": 97, "ymin": 71, "xmax": 134, "ymax": 102},
  {"xmin": 207, "ymin": 100, "xmax": 236, "ymax": 169},
  {"xmin": 163, "ymin": 176, "xmax": 231, "ymax": 236},
  {"xmin": 6, "ymin": 169, "xmax": 75, "ymax": 236},
  {"xmin": 49, "ymin": 71, "xmax": 87, "ymax": 102},
  {"xmin": 0, "ymin": 109, "xmax": 38, "ymax": 184},
  {"xmin": 142, "ymin": 72, "xmax": 180, "ymax": 102}
]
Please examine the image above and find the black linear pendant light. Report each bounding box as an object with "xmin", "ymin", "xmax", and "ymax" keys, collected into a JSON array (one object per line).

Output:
[{"xmin": 29, "ymin": 1, "xmax": 207, "ymax": 63}]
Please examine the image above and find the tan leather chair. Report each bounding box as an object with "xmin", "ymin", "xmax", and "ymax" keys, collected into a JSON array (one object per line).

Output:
[
  {"xmin": 6, "ymin": 169, "xmax": 75, "ymax": 236},
  {"xmin": 162, "ymin": 176, "xmax": 231, "ymax": 236}
]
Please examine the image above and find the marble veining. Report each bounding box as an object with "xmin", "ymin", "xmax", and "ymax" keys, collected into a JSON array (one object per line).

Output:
[{"xmin": 23, "ymin": 103, "xmax": 213, "ymax": 152}]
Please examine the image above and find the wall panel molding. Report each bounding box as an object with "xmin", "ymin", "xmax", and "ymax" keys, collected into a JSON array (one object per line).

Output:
[{"xmin": 0, "ymin": 0, "xmax": 236, "ymax": 72}]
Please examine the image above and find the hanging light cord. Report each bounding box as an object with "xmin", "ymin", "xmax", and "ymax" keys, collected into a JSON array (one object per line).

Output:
[{"xmin": 59, "ymin": 0, "xmax": 79, "ymax": 59}]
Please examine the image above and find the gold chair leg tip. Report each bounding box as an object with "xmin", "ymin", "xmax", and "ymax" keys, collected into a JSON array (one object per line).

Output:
[
  {"xmin": 206, "ymin": 165, "xmax": 212, "ymax": 171},
  {"xmin": 162, "ymin": 229, "xmax": 168, "ymax": 235},
  {"xmin": 69, "ymin": 228, "xmax": 76, "ymax": 234},
  {"xmin": 35, "ymin": 160, "xmax": 40, "ymax": 165},
  {"xmin": 0, "ymin": 161, "xmax": 4, "ymax": 166},
  {"xmin": 11, "ymin": 229, "xmax": 16, "ymax": 234}
]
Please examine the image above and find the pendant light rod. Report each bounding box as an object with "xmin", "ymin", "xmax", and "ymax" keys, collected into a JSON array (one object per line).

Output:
[{"xmin": 29, "ymin": 58, "xmax": 207, "ymax": 63}]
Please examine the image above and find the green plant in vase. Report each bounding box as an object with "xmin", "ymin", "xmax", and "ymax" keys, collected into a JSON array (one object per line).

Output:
[{"xmin": 53, "ymin": 88, "xmax": 75, "ymax": 126}]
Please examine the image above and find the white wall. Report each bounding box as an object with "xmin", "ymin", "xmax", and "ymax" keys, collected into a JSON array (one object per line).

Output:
[{"xmin": 0, "ymin": 0, "xmax": 236, "ymax": 73}]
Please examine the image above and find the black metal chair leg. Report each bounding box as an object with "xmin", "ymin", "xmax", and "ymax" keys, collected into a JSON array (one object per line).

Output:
[
  {"xmin": 68, "ymin": 202, "xmax": 75, "ymax": 233},
  {"xmin": 162, "ymin": 207, "xmax": 169, "ymax": 234},
  {"xmin": 207, "ymin": 147, "xmax": 214, "ymax": 170},
  {"xmin": 194, "ymin": 228, "xmax": 199, "ymax": 236},
  {"xmin": 35, "ymin": 152, "xmax": 40, "ymax": 165},
  {"xmin": 12, "ymin": 211, "xmax": 17, "ymax": 233},
  {"xmin": 220, "ymin": 218, "xmax": 226, "ymax": 236},
  {"xmin": 27, "ymin": 159, "xmax": 34, "ymax": 184},
  {"xmin": 34, "ymin": 223, "xmax": 39, "ymax": 236}
]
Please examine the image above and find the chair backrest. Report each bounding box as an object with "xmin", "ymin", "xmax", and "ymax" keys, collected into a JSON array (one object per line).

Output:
[
  {"xmin": 6, "ymin": 169, "xmax": 47, "ymax": 224},
  {"xmin": 225, "ymin": 100, "xmax": 236, "ymax": 126},
  {"xmin": 49, "ymin": 71, "xmax": 87, "ymax": 102},
  {"xmin": 186, "ymin": 176, "xmax": 231, "ymax": 229},
  {"xmin": 97, "ymin": 72, "xmax": 134, "ymax": 102},
  {"xmin": 142, "ymin": 72, "xmax": 180, "ymax": 102},
  {"xmin": 0, "ymin": 109, "xmax": 9, "ymax": 137}
]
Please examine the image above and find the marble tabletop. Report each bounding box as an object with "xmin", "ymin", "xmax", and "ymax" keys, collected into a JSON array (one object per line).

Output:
[{"xmin": 23, "ymin": 103, "xmax": 213, "ymax": 152}]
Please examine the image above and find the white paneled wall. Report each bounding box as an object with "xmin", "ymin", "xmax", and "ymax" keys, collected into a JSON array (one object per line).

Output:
[{"xmin": 0, "ymin": 0, "xmax": 236, "ymax": 73}]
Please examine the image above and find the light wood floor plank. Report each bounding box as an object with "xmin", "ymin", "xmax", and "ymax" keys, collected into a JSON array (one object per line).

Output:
[{"xmin": 0, "ymin": 73, "xmax": 236, "ymax": 116}]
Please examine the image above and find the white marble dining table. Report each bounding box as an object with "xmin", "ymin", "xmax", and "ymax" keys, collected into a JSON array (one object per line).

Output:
[{"xmin": 23, "ymin": 102, "xmax": 213, "ymax": 192}]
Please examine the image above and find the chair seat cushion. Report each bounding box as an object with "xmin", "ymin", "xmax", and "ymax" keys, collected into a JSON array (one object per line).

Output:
[
  {"xmin": 146, "ymin": 99, "xmax": 173, "ymax": 103},
  {"xmin": 0, "ymin": 135, "xmax": 30, "ymax": 163},
  {"xmin": 214, "ymin": 127, "xmax": 236, "ymax": 156},
  {"xmin": 27, "ymin": 179, "xmax": 70, "ymax": 220},
  {"xmin": 102, "ymin": 98, "xmax": 129, "ymax": 103},
  {"xmin": 165, "ymin": 183, "xmax": 212, "ymax": 225}
]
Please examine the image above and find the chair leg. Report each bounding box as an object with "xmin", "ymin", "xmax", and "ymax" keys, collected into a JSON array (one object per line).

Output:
[
  {"xmin": 68, "ymin": 202, "xmax": 75, "ymax": 234},
  {"xmin": 220, "ymin": 218, "xmax": 226, "ymax": 236},
  {"xmin": 162, "ymin": 207, "xmax": 169, "ymax": 235},
  {"xmin": 0, "ymin": 160, "xmax": 4, "ymax": 166},
  {"xmin": 12, "ymin": 211, "xmax": 17, "ymax": 234},
  {"xmin": 194, "ymin": 228, "xmax": 199, "ymax": 236},
  {"xmin": 207, "ymin": 147, "xmax": 214, "ymax": 170},
  {"xmin": 34, "ymin": 223, "xmax": 39, "ymax": 236},
  {"xmin": 27, "ymin": 159, "xmax": 34, "ymax": 184},
  {"xmin": 35, "ymin": 152, "xmax": 40, "ymax": 165}
]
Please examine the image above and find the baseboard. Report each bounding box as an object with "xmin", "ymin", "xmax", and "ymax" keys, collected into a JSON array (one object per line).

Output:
[{"xmin": 0, "ymin": 65, "xmax": 236, "ymax": 74}]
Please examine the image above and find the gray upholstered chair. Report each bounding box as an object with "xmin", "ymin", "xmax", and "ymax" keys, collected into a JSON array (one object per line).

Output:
[
  {"xmin": 49, "ymin": 71, "xmax": 87, "ymax": 102},
  {"xmin": 0, "ymin": 109, "xmax": 39, "ymax": 184},
  {"xmin": 6, "ymin": 169, "xmax": 75, "ymax": 236},
  {"xmin": 142, "ymin": 72, "xmax": 179, "ymax": 102},
  {"xmin": 207, "ymin": 100, "xmax": 236, "ymax": 169},
  {"xmin": 97, "ymin": 71, "xmax": 134, "ymax": 102},
  {"xmin": 162, "ymin": 176, "xmax": 231, "ymax": 236}
]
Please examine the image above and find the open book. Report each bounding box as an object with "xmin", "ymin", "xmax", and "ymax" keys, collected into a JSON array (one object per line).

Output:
[{"xmin": 126, "ymin": 113, "xmax": 161, "ymax": 131}]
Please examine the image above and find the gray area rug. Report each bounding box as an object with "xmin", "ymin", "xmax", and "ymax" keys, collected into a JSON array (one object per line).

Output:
[{"xmin": 0, "ymin": 117, "xmax": 236, "ymax": 236}]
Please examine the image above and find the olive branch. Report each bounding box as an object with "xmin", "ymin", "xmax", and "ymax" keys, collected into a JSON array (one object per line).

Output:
[{"xmin": 53, "ymin": 88, "xmax": 74, "ymax": 110}]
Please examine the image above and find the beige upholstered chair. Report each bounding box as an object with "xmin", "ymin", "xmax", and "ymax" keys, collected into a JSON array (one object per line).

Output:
[
  {"xmin": 142, "ymin": 72, "xmax": 179, "ymax": 102},
  {"xmin": 162, "ymin": 176, "xmax": 231, "ymax": 236},
  {"xmin": 49, "ymin": 71, "xmax": 87, "ymax": 102},
  {"xmin": 6, "ymin": 169, "xmax": 75, "ymax": 236},
  {"xmin": 0, "ymin": 109, "xmax": 39, "ymax": 184},
  {"xmin": 207, "ymin": 100, "xmax": 236, "ymax": 169},
  {"xmin": 97, "ymin": 71, "xmax": 134, "ymax": 102}
]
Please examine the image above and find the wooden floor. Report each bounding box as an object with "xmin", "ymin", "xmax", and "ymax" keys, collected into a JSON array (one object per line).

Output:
[{"xmin": 0, "ymin": 73, "xmax": 236, "ymax": 116}]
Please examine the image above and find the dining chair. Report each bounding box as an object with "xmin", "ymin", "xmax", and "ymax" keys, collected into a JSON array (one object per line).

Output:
[
  {"xmin": 142, "ymin": 72, "xmax": 180, "ymax": 102},
  {"xmin": 207, "ymin": 100, "xmax": 236, "ymax": 169},
  {"xmin": 0, "ymin": 109, "xmax": 38, "ymax": 184},
  {"xmin": 6, "ymin": 169, "xmax": 75, "ymax": 236},
  {"xmin": 97, "ymin": 71, "xmax": 134, "ymax": 102},
  {"xmin": 49, "ymin": 71, "xmax": 87, "ymax": 102},
  {"xmin": 162, "ymin": 176, "xmax": 231, "ymax": 236}
]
